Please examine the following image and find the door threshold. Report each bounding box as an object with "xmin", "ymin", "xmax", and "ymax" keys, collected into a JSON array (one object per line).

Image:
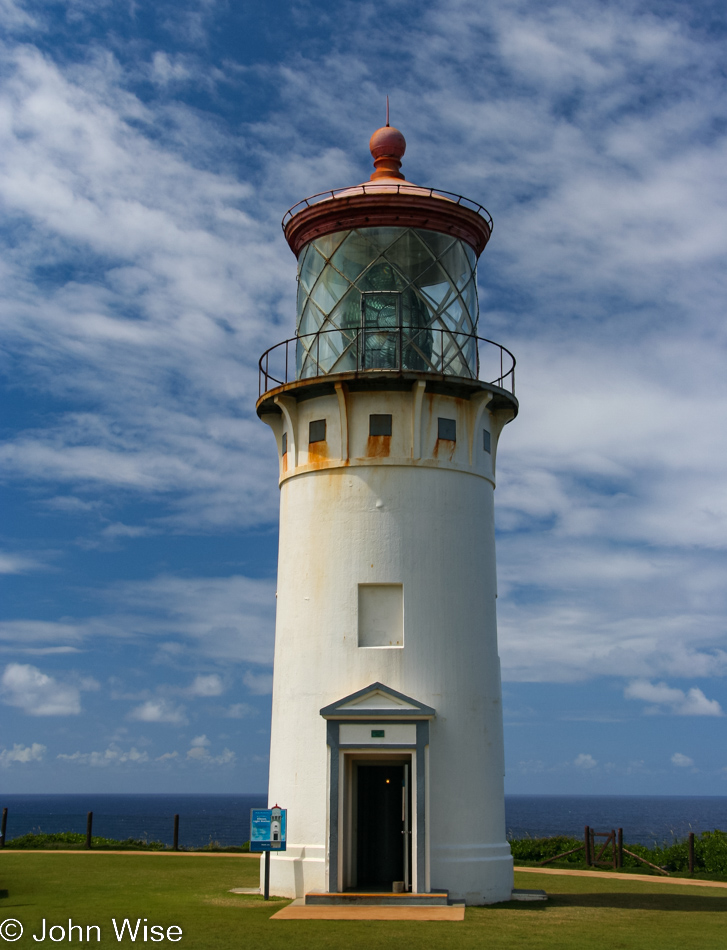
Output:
[{"xmin": 305, "ymin": 891, "xmax": 449, "ymax": 906}]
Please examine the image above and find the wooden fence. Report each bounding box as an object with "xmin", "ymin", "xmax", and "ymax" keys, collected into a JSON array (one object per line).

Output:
[
  {"xmin": 0, "ymin": 807, "xmax": 182, "ymax": 851},
  {"xmin": 537, "ymin": 825, "xmax": 698, "ymax": 875}
]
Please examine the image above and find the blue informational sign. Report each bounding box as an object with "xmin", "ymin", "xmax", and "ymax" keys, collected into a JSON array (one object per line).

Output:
[{"xmin": 250, "ymin": 806, "xmax": 287, "ymax": 852}]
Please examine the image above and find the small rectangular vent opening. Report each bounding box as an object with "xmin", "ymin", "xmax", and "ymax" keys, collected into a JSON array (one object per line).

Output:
[
  {"xmin": 369, "ymin": 414, "xmax": 392, "ymax": 436},
  {"xmin": 438, "ymin": 417, "xmax": 457, "ymax": 441},
  {"xmin": 309, "ymin": 419, "xmax": 326, "ymax": 444},
  {"xmin": 281, "ymin": 432, "xmax": 288, "ymax": 455},
  {"xmin": 483, "ymin": 429, "xmax": 491, "ymax": 454}
]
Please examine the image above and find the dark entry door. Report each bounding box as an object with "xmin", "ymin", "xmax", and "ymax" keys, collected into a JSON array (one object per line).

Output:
[{"xmin": 356, "ymin": 763, "xmax": 404, "ymax": 888}]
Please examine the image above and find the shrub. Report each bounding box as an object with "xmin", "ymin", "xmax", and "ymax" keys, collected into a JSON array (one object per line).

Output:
[
  {"xmin": 508, "ymin": 829, "xmax": 727, "ymax": 878},
  {"xmin": 6, "ymin": 832, "xmax": 250, "ymax": 852},
  {"xmin": 6, "ymin": 832, "xmax": 165, "ymax": 850},
  {"xmin": 509, "ymin": 835, "xmax": 584, "ymax": 865}
]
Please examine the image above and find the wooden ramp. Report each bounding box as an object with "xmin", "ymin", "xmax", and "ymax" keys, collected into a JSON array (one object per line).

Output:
[{"xmin": 271, "ymin": 900, "xmax": 465, "ymax": 921}]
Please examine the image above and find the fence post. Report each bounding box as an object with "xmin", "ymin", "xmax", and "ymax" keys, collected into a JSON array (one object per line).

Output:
[
  {"xmin": 688, "ymin": 832, "xmax": 695, "ymax": 874},
  {"xmin": 618, "ymin": 828, "xmax": 623, "ymax": 868},
  {"xmin": 612, "ymin": 830, "xmax": 617, "ymax": 869},
  {"xmin": 173, "ymin": 814, "xmax": 179, "ymax": 852},
  {"xmin": 584, "ymin": 825, "xmax": 591, "ymax": 866},
  {"xmin": 590, "ymin": 827, "xmax": 595, "ymax": 864},
  {"xmin": 1, "ymin": 807, "xmax": 7, "ymax": 848},
  {"xmin": 85, "ymin": 811, "xmax": 93, "ymax": 850}
]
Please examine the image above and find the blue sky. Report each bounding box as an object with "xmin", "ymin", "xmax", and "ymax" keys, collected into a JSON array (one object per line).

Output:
[{"xmin": 1, "ymin": 0, "xmax": 726, "ymax": 795}]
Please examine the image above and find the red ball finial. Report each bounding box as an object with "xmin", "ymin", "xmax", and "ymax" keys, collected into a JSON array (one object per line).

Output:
[{"xmin": 369, "ymin": 124, "xmax": 406, "ymax": 180}]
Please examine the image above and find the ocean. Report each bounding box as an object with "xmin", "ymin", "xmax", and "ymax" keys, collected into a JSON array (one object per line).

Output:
[{"xmin": 2, "ymin": 794, "xmax": 726, "ymax": 848}]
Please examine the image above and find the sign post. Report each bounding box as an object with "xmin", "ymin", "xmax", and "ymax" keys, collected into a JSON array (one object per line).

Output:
[{"xmin": 249, "ymin": 806, "xmax": 287, "ymax": 901}]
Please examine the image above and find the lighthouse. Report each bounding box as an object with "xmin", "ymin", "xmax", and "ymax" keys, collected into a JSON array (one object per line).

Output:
[{"xmin": 256, "ymin": 122, "xmax": 518, "ymax": 904}]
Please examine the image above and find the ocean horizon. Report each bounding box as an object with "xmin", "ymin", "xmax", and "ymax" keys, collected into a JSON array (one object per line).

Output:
[{"xmin": 1, "ymin": 793, "xmax": 726, "ymax": 849}]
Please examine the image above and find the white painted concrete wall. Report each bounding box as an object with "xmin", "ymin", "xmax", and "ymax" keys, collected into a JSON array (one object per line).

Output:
[{"xmin": 261, "ymin": 380, "xmax": 514, "ymax": 904}]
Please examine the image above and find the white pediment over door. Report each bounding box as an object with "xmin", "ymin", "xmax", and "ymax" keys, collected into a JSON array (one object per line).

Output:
[{"xmin": 320, "ymin": 682, "xmax": 436, "ymax": 720}]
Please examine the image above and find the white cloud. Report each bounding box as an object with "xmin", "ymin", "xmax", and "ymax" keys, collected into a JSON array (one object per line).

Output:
[
  {"xmin": 186, "ymin": 737, "xmax": 235, "ymax": 765},
  {"xmin": 0, "ymin": 663, "xmax": 86, "ymax": 716},
  {"xmin": 0, "ymin": 551, "xmax": 45, "ymax": 574},
  {"xmin": 574, "ymin": 753, "xmax": 597, "ymax": 770},
  {"xmin": 0, "ymin": 0, "xmax": 37, "ymax": 31},
  {"xmin": 0, "ymin": 621, "xmax": 85, "ymax": 645},
  {"xmin": 0, "ymin": 646, "xmax": 81, "ymax": 656},
  {"xmin": 188, "ymin": 674, "xmax": 224, "ymax": 697},
  {"xmin": 42, "ymin": 495, "xmax": 103, "ymax": 513},
  {"xmin": 0, "ymin": 742, "xmax": 46, "ymax": 766},
  {"xmin": 108, "ymin": 575, "xmax": 276, "ymax": 664},
  {"xmin": 225, "ymin": 703, "xmax": 257, "ymax": 719},
  {"xmin": 243, "ymin": 670, "xmax": 273, "ymax": 695},
  {"xmin": 101, "ymin": 523, "xmax": 155, "ymax": 540},
  {"xmin": 186, "ymin": 746, "xmax": 207, "ymax": 760},
  {"xmin": 624, "ymin": 680, "xmax": 723, "ymax": 717},
  {"xmin": 0, "ymin": 574, "xmax": 275, "ymax": 664},
  {"xmin": 0, "ymin": 37, "xmax": 282, "ymax": 530},
  {"xmin": 128, "ymin": 699, "xmax": 187, "ymax": 724},
  {"xmin": 671, "ymin": 752, "xmax": 694, "ymax": 768},
  {"xmin": 150, "ymin": 52, "xmax": 193, "ymax": 86},
  {"xmin": 57, "ymin": 745, "xmax": 149, "ymax": 767}
]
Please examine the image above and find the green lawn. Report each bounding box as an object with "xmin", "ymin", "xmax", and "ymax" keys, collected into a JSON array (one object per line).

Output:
[{"xmin": 1, "ymin": 854, "xmax": 725, "ymax": 949}]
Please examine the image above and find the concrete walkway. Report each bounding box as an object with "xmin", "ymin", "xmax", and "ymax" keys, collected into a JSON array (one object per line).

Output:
[{"xmin": 515, "ymin": 866, "xmax": 727, "ymax": 889}]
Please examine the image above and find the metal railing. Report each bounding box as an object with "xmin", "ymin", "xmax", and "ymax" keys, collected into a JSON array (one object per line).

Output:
[
  {"xmin": 282, "ymin": 182, "xmax": 493, "ymax": 232},
  {"xmin": 258, "ymin": 326, "xmax": 515, "ymax": 398}
]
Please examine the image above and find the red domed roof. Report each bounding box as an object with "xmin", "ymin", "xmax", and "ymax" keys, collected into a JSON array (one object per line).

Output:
[{"xmin": 282, "ymin": 124, "xmax": 493, "ymax": 258}]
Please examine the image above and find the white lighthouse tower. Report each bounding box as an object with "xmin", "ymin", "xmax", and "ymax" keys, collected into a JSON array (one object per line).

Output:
[{"xmin": 257, "ymin": 123, "xmax": 518, "ymax": 904}]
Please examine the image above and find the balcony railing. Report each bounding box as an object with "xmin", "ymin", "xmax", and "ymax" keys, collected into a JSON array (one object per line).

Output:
[
  {"xmin": 282, "ymin": 182, "xmax": 493, "ymax": 232},
  {"xmin": 258, "ymin": 326, "xmax": 515, "ymax": 398}
]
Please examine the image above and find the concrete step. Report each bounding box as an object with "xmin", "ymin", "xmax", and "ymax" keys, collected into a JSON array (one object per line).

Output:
[
  {"xmin": 511, "ymin": 888, "xmax": 548, "ymax": 901},
  {"xmin": 305, "ymin": 891, "xmax": 450, "ymax": 906}
]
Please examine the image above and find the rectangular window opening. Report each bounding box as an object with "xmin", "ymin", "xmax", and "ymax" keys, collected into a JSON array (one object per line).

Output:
[
  {"xmin": 281, "ymin": 432, "xmax": 288, "ymax": 455},
  {"xmin": 358, "ymin": 584, "xmax": 404, "ymax": 648},
  {"xmin": 369, "ymin": 414, "xmax": 392, "ymax": 437},
  {"xmin": 309, "ymin": 419, "xmax": 326, "ymax": 444},
  {"xmin": 438, "ymin": 417, "xmax": 456, "ymax": 441},
  {"xmin": 483, "ymin": 429, "xmax": 491, "ymax": 454}
]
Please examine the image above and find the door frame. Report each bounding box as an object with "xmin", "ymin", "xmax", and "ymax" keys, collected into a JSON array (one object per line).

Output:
[
  {"xmin": 325, "ymin": 717, "xmax": 430, "ymax": 893},
  {"xmin": 320, "ymin": 683, "xmax": 435, "ymax": 895},
  {"xmin": 343, "ymin": 753, "xmax": 412, "ymax": 891}
]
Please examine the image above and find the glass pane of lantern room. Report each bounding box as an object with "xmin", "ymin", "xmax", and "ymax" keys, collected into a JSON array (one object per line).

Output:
[
  {"xmin": 363, "ymin": 293, "xmax": 399, "ymax": 328},
  {"xmin": 384, "ymin": 230, "xmax": 434, "ymax": 285},
  {"xmin": 331, "ymin": 231, "xmax": 378, "ymax": 283},
  {"xmin": 364, "ymin": 227, "xmax": 406, "ymax": 253},
  {"xmin": 361, "ymin": 292, "xmax": 400, "ymax": 369},
  {"xmin": 460, "ymin": 277, "xmax": 478, "ymax": 330},
  {"xmin": 298, "ymin": 244, "xmax": 327, "ymax": 293},
  {"xmin": 440, "ymin": 241, "xmax": 475, "ymax": 291},
  {"xmin": 416, "ymin": 229, "xmax": 457, "ymax": 260},
  {"xmin": 310, "ymin": 263, "xmax": 350, "ymax": 315},
  {"xmin": 311, "ymin": 230, "xmax": 349, "ymax": 261}
]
